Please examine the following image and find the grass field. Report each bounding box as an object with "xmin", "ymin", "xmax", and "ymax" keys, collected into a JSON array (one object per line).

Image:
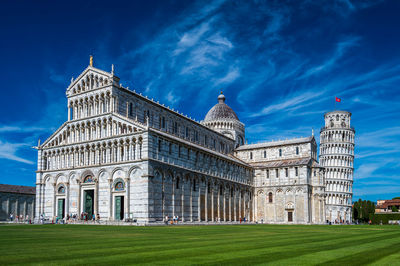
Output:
[{"xmin": 0, "ymin": 224, "xmax": 400, "ymax": 265}]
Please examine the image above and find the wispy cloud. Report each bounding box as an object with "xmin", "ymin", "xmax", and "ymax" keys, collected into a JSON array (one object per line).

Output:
[
  {"xmin": 0, "ymin": 125, "xmax": 50, "ymax": 133},
  {"xmin": 0, "ymin": 141, "xmax": 34, "ymax": 165},
  {"xmin": 248, "ymin": 90, "xmax": 326, "ymax": 118},
  {"xmin": 299, "ymin": 36, "xmax": 360, "ymax": 79}
]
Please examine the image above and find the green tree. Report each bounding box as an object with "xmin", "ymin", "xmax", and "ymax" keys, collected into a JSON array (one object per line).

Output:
[
  {"xmin": 392, "ymin": 206, "xmax": 398, "ymax": 212},
  {"xmin": 352, "ymin": 199, "xmax": 375, "ymax": 223}
]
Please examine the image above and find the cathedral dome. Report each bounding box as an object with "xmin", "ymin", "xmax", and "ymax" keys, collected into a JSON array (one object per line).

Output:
[{"xmin": 204, "ymin": 93, "xmax": 239, "ymax": 122}]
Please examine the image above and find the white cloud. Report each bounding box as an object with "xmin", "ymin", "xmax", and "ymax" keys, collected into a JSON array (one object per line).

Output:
[
  {"xmin": 300, "ymin": 36, "xmax": 360, "ymax": 79},
  {"xmin": 248, "ymin": 90, "xmax": 325, "ymax": 118},
  {"xmin": 355, "ymin": 163, "xmax": 381, "ymax": 179},
  {"xmin": 214, "ymin": 66, "xmax": 240, "ymax": 86},
  {"xmin": 0, "ymin": 141, "xmax": 34, "ymax": 165},
  {"xmin": 165, "ymin": 91, "xmax": 180, "ymax": 105},
  {"xmin": 0, "ymin": 125, "xmax": 49, "ymax": 133}
]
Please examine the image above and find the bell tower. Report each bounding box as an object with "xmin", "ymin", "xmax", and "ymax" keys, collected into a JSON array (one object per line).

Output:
[{"xmin": 319, "ymin": 110, "xmax": 355, "ymax": 223}]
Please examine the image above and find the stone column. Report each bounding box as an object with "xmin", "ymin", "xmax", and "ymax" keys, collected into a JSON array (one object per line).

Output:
[
  {"xmin": 52, "ymin": 183, "xmax": 56, "ymax": 218},
  {"xmin": 66, "ymin": 182, "xmax": 70, "ymax": 216},
  {"xmin": 172, "ymin": 178, "xmax": 175, "ymax": 217},
  {"xmin": 198, "ymin": 181, "xmax": 201, "ymax": 222},
  {"xmin": 181, "ymin": 179, "xmax": 185, "ymax": 222},
  {"xmin": 35, "ymin": 183, "xmax": 41, "ymax": 219},
  {"xmin": 217, "ymin": 185, "xmax": 220, "ymax": 222},
  {"xmin": 77, "ymin": 181, "xmax": 81, "ymax": 216},
  {"xmin": 239, "ymin": 190, "xmax": 242, "ymax": 220},
  {"xmin": 41, "ymin": 183, "xmax": 45, "ymax": 216},
  {"xmin": 205, "ymin": 180, "xmax": 208, "ymax": 222},
  {"xmin": 125, "ymin": 177, "xmax": 130, "ymax": 220},
  {"xmin": 6, "ymin": 197, "xmax": 10, "ymax": 218},
  {"xmin": 190, "ymin": 180, "xmax": 193, "ymax": 222},
  {"xmin": 233, "ymin": 190, "xmax": 237, "ymax": 222},
  {"xmin": 108, "ymin": 179, "xmax": 113, "ymax": 220},
  {"xmin": 229, "ymin": 188, "xmax": 232, "ymax": 222},
  {"xmin": 23, "ymin": 200, "xmax": 27, "ymax": 218},
  {"xmin": 223, "ymin": 189, "xmax": 226, "ymax": 222},
  {"xmin": 94, "ymin": 180, "xmax": 99, "ymax": 217}
]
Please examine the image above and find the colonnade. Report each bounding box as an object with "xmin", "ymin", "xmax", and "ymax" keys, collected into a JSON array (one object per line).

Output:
[
  {"xmin": 155, "ymin": 170, "xmax": 253, "ymax": 222},
  {"xmin": 320, "ymin": 143, "xmax": 354, "ymax": 155},
  {"xmin": 47, "ymin": 117, "xmax": 140, "ymax": 147},
  {"xmin": 320, "ymin": 155, "xmax": 353, "ymax": 167},
  {"xmin": 326, "ymin": 193, "xmax": 352, "ymax": 206},
  {"xmin": 326, "ymin": 180, "xmax": 352, "ymax": 193},
  {"xmin": 324, "ymin": 168, "xmax": 353, "ymax": 180},
  {"xmin": 320, "ymin": 130, "xmax": 354, "ymax": 143},
  {"xmin": 42, "ymin": 136, "xmax": 143, "ymax": 171}
]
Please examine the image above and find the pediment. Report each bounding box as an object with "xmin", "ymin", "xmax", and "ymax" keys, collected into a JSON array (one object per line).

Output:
[
  {"xmin": 40, "ymin": 114, "xmax": 146, "ymax": 149},
  {"xmin": 66, "ymin": 66, "xmax": 120, "ymax": 97}
]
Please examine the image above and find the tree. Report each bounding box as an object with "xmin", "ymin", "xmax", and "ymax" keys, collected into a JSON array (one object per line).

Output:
[
  {"xmin": 352, "ymin": 199, "xmax": 376, "ymax": 223},
  {"xmin": 393, "ymin": 197, "xmax": 400, "ymax": 200},
  {"xmin": 392, "ymin": 206, "xmax": 398, "ymax": 212}
]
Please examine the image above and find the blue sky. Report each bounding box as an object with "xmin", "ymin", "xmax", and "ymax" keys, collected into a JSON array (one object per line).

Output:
[{"xmin": 0, "ymin": 0, "xmax": 399, "ymax": 201}]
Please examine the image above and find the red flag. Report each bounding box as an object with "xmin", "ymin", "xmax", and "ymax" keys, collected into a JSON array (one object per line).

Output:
[{"xmin": 335, "ymin": 97, "xmax": 341, "ymax": 102}]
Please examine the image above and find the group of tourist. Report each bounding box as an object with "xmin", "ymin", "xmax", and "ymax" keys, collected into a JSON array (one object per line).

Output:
[
  {"xmin": 164, "ymin": 215, "xmax": 181, "ymax": 225},
  {"xmin": 330, "ymin": 219, "xmax": 351, "ymax": 225},
  {"xmin": 37, "ymin": 213, "xmax": 101, "ymax": 224},
  {"xmin": 8, "ymin": 213, "xmax": 32, "ymax": 224}
]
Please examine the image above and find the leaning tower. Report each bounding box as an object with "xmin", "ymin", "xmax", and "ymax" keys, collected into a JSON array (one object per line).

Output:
[{"xmin": 320, "ymin": 111, "xmax": 355, "ymax": 223}]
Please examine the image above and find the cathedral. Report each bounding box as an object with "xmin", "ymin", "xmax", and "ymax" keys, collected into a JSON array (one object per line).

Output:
[{"xmin": 34, "ymin": 57, "xmax": 354, "ymax": 224}]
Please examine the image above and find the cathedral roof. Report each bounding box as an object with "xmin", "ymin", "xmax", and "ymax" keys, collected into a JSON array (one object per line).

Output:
[
  {"xmin": 0, "ymin": 184, "xmax": 36, "ymax": 195},
  {"xmin": 249, "ymin": 158, "xmax": 311, "ymax": 168},
  {"xmin": 204, "ymin": 93, "xmax": 240, "ymax": 122},
  {"xmin": 236, "ymin": 136, "xmax": 314, "ymax": 151}
]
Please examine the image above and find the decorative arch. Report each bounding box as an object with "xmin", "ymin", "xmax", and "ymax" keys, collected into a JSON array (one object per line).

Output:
[
  {"xmin": 128, "ymin": 165, "xmax": 142, "ymax": 179},
  {"xmin": 97, "ymin": 168, "xmax": 108, "ymax": 182},
  {"xmin": 43, "ymin": 174, "xmax": 52, "ymax": 184},
  {"xmin": 68, "ymin": 172, "xmax": 77, "ymax": 184}
]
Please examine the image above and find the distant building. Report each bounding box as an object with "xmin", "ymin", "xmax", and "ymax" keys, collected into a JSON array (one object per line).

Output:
[
  {"xmin": 319, "ymin": 111, "xmax": 355, "ymax": 223},
  {"xmin": 375, "ymin": 199, "xmax": 400, "ymax": 213},
  {"xmin": 0, "ymin": 184, "xmax": 35, "ymax": 221}
]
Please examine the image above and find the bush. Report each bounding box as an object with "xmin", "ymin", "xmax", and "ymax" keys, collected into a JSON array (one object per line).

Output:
[{"xmin": 369, "ymin": 213, "xmax": 400, "ymax": 224}]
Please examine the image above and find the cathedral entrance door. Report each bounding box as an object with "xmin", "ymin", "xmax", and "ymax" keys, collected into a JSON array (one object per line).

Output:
[
  {"xmin": 288, "ymin": 211, "xmax": 293, "ymax": 222},
  {"xmin": 115, "ymin": 196, "xmax": 124, "ymax": 220},
  {"xmin": 57, "ymin": 199, "xmax": 65, "ymax": 219},
  {"xmin": 84, "ymin": 190, "xmax": 94, "ymax": 217}
]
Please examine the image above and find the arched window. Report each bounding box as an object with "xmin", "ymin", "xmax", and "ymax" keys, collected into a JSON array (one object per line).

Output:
[
  {"xmin": 83, "ymin": 175, "xmax": 94, "ymax": 183},
  {"xmin": 336, "ymin": 115, "xmax": 339, "ymax": 121},
  {"xmin": 268, "ymin": 192, "xmax": 273, "ymax": 203},
  {"xmin": 279, "ymin": 149, "xmax": 282, "ymax": 157},
  {"xmin": 250, "ymin": 152, "xmax": 253, "ymax": 160},
  {"xmin": 176, "ymin": 178, "xmax": 180, "ymax": 189},
  {"xmin": 264, "ymin": 150, "xmax": 267, "ymax": 158},
  {"xmin": 58, "ymin": 186, "xmax": 65, "ymax": 194},
  {"xmin": 115, "ymin": 181, "xmax": 124, "ymax": 191}
]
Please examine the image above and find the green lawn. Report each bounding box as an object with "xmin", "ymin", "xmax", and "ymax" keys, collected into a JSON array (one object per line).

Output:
[{"xmin": 0, "ymin": 224, "xmax": 400, "ymax": 265}]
